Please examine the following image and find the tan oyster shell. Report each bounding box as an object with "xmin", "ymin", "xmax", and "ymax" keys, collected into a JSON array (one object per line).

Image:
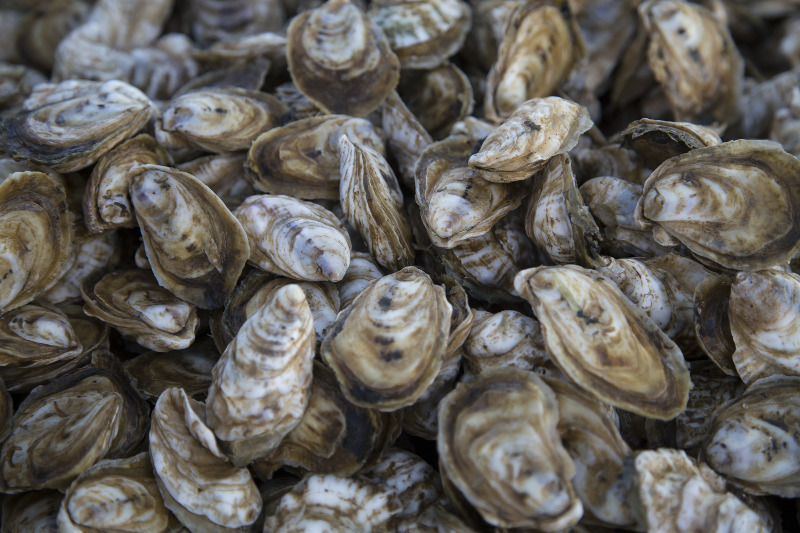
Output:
[
  {"xmin": 339, "ymin": 135, "xmax": 414, "ymax": 271},
  {"xmin": 1, "ymin": 490, "xmax": 63, "ymax": 532},
  {"xmin": 633, "ymin": 140, "xmax": 800, "ymax": 270},
  {"xmin": 469, "ymin": 97, "xmax": 593, "ymax": 183},
  {"xmin": 273, "ymin": 81, "xmax": 322, "ymax": 121},
  {"xmin": 206, "ymin": 284, "xmax": 314, "ymax": 466},
  {"xmin": 0, "ymin": 80, "xmax": 155, "ymax": 172},
  {"xmin": 0, "ymin": 171, "xmax": 72, "ymax": 313},
  {"xmin": 156, "ymin": 88, "xmax": 287, "ymax": 153},
  {"xmin": 247, "ymin": 115, "xmax": 384, "ymax": 200},
  {"xmin": 0, "ymin": 303, "xmax": 82, "ymax": 370},
  {"xmin": 400, "ymin": 345, "xmax": 461, "ymax": 440},
  {"xmin": 337, "ymin": 251, "xmax": 384, "ymax": 309},
  {"xmin": 381, "ymin": 91, "xmax": 432, "ymax": 190},
  {"xmin": 190, "ymin": 0, "xmax": 285, "ymax": 46},
  {"xmin": 438, "ymin": 368, "xmax": 583, "ymax": 530},
  {"xmin": 177, "ymin": 153, "xmax": 254, "ymax": 200},
  {"xmin": 150, "ymin": 388, "xmax": 262, "ymax": 532},
  {"xmin": 234, "ymin": 194, "xmax": 351, "ymax": 282},
  {"xmin": 130, "ymin": 165, "xmax": 250, "ymax": 309},
  {"xmin": 514, "ymin": 265, "xmax": 691, "ymax": 420},
  {"xmin": 415, "ymin": 135, "xmax": 527, "ymax": 249},
  {"xmin": 82, "ymin": 269, "xmax": 199, "ymax": 352},
  {"xmin": 286, "ymin": 0, "xmax": 400, "ymax": 117},
  {"xmin": 321, "ymin": 266, "xmax": 451, "ymax": 411},
  {"xmin": 398, "ymin": 62, "xmax": 474, "ymax": 139}
]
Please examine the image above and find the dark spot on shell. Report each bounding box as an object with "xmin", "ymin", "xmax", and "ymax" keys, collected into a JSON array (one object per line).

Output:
[
  {"xmin": 374, "ymin": 336, "xmax": 393, "ymax": 345},
  {"xmin": 378, "ymin": 295, "xmax": 392, "ymax": 309},
  {"xmin": 215, "ymin": 108, "xmax": 227, "ymax": 114},
  {"xmin": 689, "ymin": 48, "xmax": 702, "ymax": 65},
  {"xmin": 523, "ymin": 120, "xmax": 541, "ymax": 131},
  {"xmin": 763, "ymin": 418, "xmax": 789, "ymax": 432},
  {"xmin": 576, "ymin": 309, "xmax": 599, "ymax": 325},
  {"xmin": 379, "ymin": 350, "xmax": 403, "ymax": 362}
]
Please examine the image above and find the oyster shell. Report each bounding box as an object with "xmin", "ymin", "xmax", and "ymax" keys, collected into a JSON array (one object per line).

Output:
[
  {"xmin": 337, "ymin": 251, "xmax": 384, "ymax": 309},
  {"xmin": 469, "ymin": 97, "xmax": 593, "ymax": 183},
  {"xmin": 398, "ymin": 62, "xmax": 474, "ymax": 139},
  {"xmin": 514, "ymin": 265, "xmax": 691, "ymax": 420},
  {"xmin": 694, "ymin": 275, "xmax": 737, "ymax": 375},
  {"xmin": 177, "ymin": 153, "xmax": 254, "ymax": 200},
  {"xmin": 286, "ymin": 0, "xmax": 400, "ymax": 117},
  {"xmin": 339, "ymin": 135, "xmax": 414, "ymax": 271},
  {"xmin": 247, "ymin": 115, "xmax": 384, "ymax": 200},
  {"xmin": 206, "ymin": 284, "xmax": 314, "ymax": 466},
  {"xmin": 234, "ymin": 194, "xmax": 351, "ymax": 282},
  {"xmin": 150, "ymin": 388, "xmax": 262, "ymax": 532},
  {"xmin": 156, "ymin": 88, "xmax": 287, "ymax": 153},
  {"xmin": 0, "ymin": 303, "xmax": 82, "ymax": 371},
  {"xmin": 130, "ymin": 164, "xmax": 250, "ymax": 309},
  {"xmin": 400, "ymin": 345, "xmax": 461, "ymax": 439},
  {"xmin": 438, "ymin": 368, "xmax": 583, "ymax": 530},
  {"xmin": 321, "ymin": 266, "xmax": 451, "ymax": 411},
  {"xmin": 0, "ymin": 171, "xmax": 72, "ymax": 313},
  {"xmin": 82, "ymin": 269, "xmax": 199, "ymax": 352},
  {"xmin": 0, "ymin": 80, "xmax": 155, "ymax": 172},
  {"xmin": 634, "ymin": 140, "xmax": 800, "ymax": 270},
  {"xmin": 614, "ymin": 118, "xmax": 722, "ymax": 169},
  {"xmin": 380, "ymin": 91, "xmax": 432, "ymax": 190},
  {"xmin": 190, "ymin": 0, "xmax": 285, "ymax": 45},
  {"xmin": 1, "ymin": 490, "xmax": 63, "ymax": 532}
]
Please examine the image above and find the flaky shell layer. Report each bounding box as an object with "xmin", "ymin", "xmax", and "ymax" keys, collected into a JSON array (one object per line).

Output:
[
  {"xmin": 321, "ymin": 266, "xmax": 451, "ymax": 411},
  {"xmin": 514, "ymin": 265, "xmax": 691, "ymax": 420},
  {"xmin": 130, "ymin": 164, "xmax": 250, "ymax": 309}
]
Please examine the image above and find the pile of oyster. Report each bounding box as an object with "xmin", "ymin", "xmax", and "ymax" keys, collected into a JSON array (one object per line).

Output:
[{"xmin": 2, "ymin": 0, "xmax": 800, "ymax": 530}]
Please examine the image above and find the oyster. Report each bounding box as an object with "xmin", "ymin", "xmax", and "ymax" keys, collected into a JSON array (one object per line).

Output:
[
  {"xmin": 0, "ymin": 80, "xmax": 155, "ymax": 172},
  {"xmin": 247, "ymin": 115, "xmax": 384, "ymax": 200},
  {"xmin": 469, "ymin": 97, "xmax": 593, "ymax": 183},
  {"xmin": 380, "ymin": 91, "xmax": 432, "ymax": 190},
  {"xmin": 339, "ymin": 135, "xmax": 414, "ymax": 271},
  {"xmin": 514, "ymin": 265, "xmax": 691, "ymax": 419},
  {"xmin": 177, "ymin": 153, "xmax": 254, "ymax": 200},
  {"xmin": 0, "ymin": 171, "xmax": 72, "ymax": 313},
  {"xmin": 130, "ymin": 164, "xmax": 250, "ymax": 309},
  {"xmin": 438, "ymin": 368, "xmax": 583, "ymax": 530},
  {"xmin": 206, "ymin": 284, "xmax": 314, "ymax": 466},
  {"xmin": 0, "ymin": 303, "xmax": 82, "ymax": 372},
  {"xmin": 57, "ymin": 452, "xmax": 183, "ymax": 533},
  {"xmin": 400, "ymin": 345, "xmax": 461, "ymax": 440},
  {"xmin": 150, "ymin": 388, "xmax": 262, "ymax": 532},
  {"xmin": 337, "ymin": 251, "xmax": 384, "ymax": 309},
  {"xmin": 234, "ymin": 194, "xmax": 351, "ymax": 282},
  {"xmin": 189, "ymin": 0, "xmax": 285, "ymax": 45},
  {"xmin": 693, "ymin": 275, "xmax": 736, "ymax": 375},
  {"xmin": 156, "ymin": 88, "xmax": 288, "ymax": 153},
  {"xmin": 397, "ymin": 63, "xmax": 474, "ymax": 139},
  {"xmin": 286, "ymin": 0, "xmax": 400, "ymax": 117},
  {"xmin": 1, "ymin": 490, "xmax": 62, "ymax": 532},
  {"xmin": 614, "ymin": 118, "xmax": 722, "ymax": 169},
  {"xmin": 321, "ymin": 267, "xmax": 451, "ymax": 411},
  {"xmin": 82, "ymin": 269, "xmax": 199, "ymax": 352}
]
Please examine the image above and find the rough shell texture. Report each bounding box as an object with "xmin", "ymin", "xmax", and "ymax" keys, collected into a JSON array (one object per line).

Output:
[
  {"xmin": 1, "ymin": 490, "xmax": 63, "ymax": 532},
  {"xmin": 380, "ymin": 91, "xmax": 432, "ymax": 190},
  {"xmin": 0, "ymin": 303, "xmax": 82, "ymax": 370},
  {"xmin": 614, "ymin": 118, "xmax": 722, "ymax": 169},
  {"xmin": 337, "ymin": 251, "xmax": 384, "ymax": 309}
]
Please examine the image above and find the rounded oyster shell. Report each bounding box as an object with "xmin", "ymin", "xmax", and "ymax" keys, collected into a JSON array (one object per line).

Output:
[
  {"xmin": 514, "ymin": 265, "xmax": 691, "ymax": 420},
  {"xmin": 286, "ymin": 0, "xmax": 400, "ymax": 117},
  {"xmin": 438, "ymin": 368, "xmax": 583, "ymax": 530},
  {"xmin": 0, "ymin": 303, "xmax": 82, "ymax": 370},
  {"xmin": 130, "ymin": 164, "xmax": 250, "ymax": 309},
  {"xmin": 234, "ymin": 194, "xmax": 351, "ymax": 282},
  {"xmin": 321, "ymin": 266, "xmax": 451, "ymax": 411}
]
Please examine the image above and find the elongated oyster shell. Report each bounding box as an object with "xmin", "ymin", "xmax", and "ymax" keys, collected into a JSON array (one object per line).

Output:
[
  {"xmin": 637, "ymin": 449, "xmax": 768, "ymax": 533},
  {"xmin": 130, "ymin": 165, "xmax": 250, "ymax": 309},
  {"xmin": 1, "ymin": 490, "xmax": 63, "ymax": 532},
  {"xmin": 82, "ymin": 269, "xmax": 199, "ymax": 352},
  {"xmin": 57, "ymin": 452, "xmax": 183, "ymax": 533},
  {"xmin": 728, "ymin": 270, "xmax": 800, "ymax": 384},
  {"xmin": 0, "ymin": 80, "xmax": 155, "ymax": 172},
  {"xmin": 339, "ymin": 135, "xmax": 414, "ymax": 271},
  {"xmin": 438, "ymin": 368, "xmax": 583, "ymax": 530},
  {"xmin": 156, "ymin": 89, "xmax": 287, "ymax": 153},
  {"xmin": 251, "ymin": 361, "xmax": 400, "ymax": 479},
  {"xmin": 321, "ymin": 267, "xmax": 451, "ymax": 411},
  {"xmin": 415, "ymin": 135, "xmax": 527, "ymax": 249},
  {"xmin": 484, "ymin": 0, "xmax": 584, "ymax": 123},
  {"xmin": 207, "ymin": 284, "xmax": 314, "ymax": 466},
  {"xmin": 514, "ymin": 265, "xmax": 691, "ymax": 419},
  {"xmin": 150, "ymin": 388, "xmax": 262, "ymax": 532},
  {"xmin": 263, "ymin": 474, "xmax": 400, "ymax": 532},
  {"xmin": 381, "ymin": 91, "xmax": 432, "ymax": 189},
  {"xmin": 469, "ymin": 97, "xmax": 593, "ymax": 183},
  {"xmin": 286, "ymin": 0, "xmax": 400, "ymax": 117},
  {"xmin": 633, "ymin": 140, "xmax": 800, "ymax": 270},
  {"xmin": 247, "ymin": 115, "xmax": 384, "ymax": 200},
  {"xmin": 234, "ymin": 194, "xmax": 351, "ymax": 282},
  {"xmin": 0, "ymin": 171, "xmax": 72, "ymax": 313}
]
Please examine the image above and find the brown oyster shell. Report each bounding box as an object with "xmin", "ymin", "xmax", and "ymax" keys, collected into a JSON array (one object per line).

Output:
[
  {"xmin": 1, "ymin": 490, "xmax": 63, "ymax": 532},
  {"xmin": 694, "ymin": 275, "xmax": 737, "ymax": 375},
  {"xmin": 614, "ymin": 118, "xmax": 722, "ymax": 169}
]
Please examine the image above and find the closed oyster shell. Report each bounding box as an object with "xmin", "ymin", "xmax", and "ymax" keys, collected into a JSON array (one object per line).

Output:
[
  {"xmin": 337, "ymin": 251, "xmax": 384, "ymax": 309},
  {"xmin": 633, "ymin": 140, "xmax": 800, "ymax": 270},
  {"xmin": 57, "ymin": 452, "xmax": 183, "ymax": 533},
  {"xmin": 156, "ymin": 88, "xmax": 287, "ymax": 153},
  {"xmin": 189, "ymin": 0, "xmax": 285, "ymax": 46},
  {"xmin": 177, "ymin": 153, "xmax": 254, "ymax": 200},
  {"xmin": 339, "ymin": 135, "xmax": 414, "ymax": 271},
  {"xmin": 415, "ymin": 135, "xmax": 527, "ymax": 249},
  {"xmin": 1, "ymin": 490, "xmax": 63, "ymax": 532},
  {"xmin": 0, "ymin": 80, "xmax": 155, "ymax": 172},
  {"xmin": 0, "ymin": 303, "xmax": 82, "ymax": 370},
  {"xmin": 380, "ymin": 91, "xmax": 432, "ymax": 190},
  {"xmin": 247, "ymin": 115, "xmax": 384, "ymax": 200},
  {"xmin": 469, "ymin": 97, "xmax": 593, "ymax": 183},
  {"xmin": 206, "ymin": 284, "xmax": 314, "ymax": 466},
  {"xmin": 82, "ymin": 269, "xmax": 199, "ymax": 352},
  {"xmin": 130, "ymin": 165, "xmax": 250, "ymax": 309},
  {"xmin": 321, "ymin": 266, "xmax": 451, "ymax": 411},
  {"xmin": 234, "ymin": 194, "xmax": 351, "ymax": 282},
  {"xmin": 150, "ymin": 388, "xmax": 262, "ymax": 532},
  {"xmin": 0, "ymin": 171, "xmax": 72, "ymax": 313},
  {"xmin": 514, "ymin": 265, "xmax": 691, "ymax": 420},
  {"xmin": 438, "ymin": 368, "xmax": 583, "ymax": 531},
  {"xmin": 286, "ymin": 0, "xmax": 400, "ymax": 117}
]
